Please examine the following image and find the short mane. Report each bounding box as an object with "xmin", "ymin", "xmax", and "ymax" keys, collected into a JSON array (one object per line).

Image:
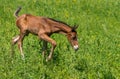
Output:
[{"xmin": 48, "ymin": 18, "xmax": 71, "ymax": 27}]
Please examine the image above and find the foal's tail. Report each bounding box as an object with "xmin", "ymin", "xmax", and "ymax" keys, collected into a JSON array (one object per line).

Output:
[{"xmin": 14, "ymin": 7, "xmax": 22, "ymax": 18}]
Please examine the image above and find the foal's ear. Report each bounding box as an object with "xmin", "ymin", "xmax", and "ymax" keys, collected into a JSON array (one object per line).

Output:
[{"xmin": 72, "ymin": 25, "xmax": 78, "ymax": 30}]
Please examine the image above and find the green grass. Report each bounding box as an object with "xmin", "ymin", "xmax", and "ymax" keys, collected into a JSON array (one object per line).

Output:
[{"xmin": 0, "ymin": 0, "xmax": 120, "ymax": 79}]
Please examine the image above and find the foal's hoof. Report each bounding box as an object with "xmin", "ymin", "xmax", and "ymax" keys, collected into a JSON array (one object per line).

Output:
[
  {"xmin": 21, "ymin": 57, "xmax": 25, "ymax": 61},
  {"xmin": 46, "ymin": 57, "xmax": 51, "ymax": 62},
  {"xmin": 21, "ymin": 55, "xmax": 25, "ymax": 60}
]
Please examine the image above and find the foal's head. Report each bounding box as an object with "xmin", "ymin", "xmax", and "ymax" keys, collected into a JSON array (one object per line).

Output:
[{"xmin": 67, "ymin": 25, "xmax": 79, "ymax": 51}]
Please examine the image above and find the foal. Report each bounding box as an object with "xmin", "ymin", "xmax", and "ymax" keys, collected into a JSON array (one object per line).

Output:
[{"xmin": 12, "ymin": 7, "xmax": 79, "ymax": 61}]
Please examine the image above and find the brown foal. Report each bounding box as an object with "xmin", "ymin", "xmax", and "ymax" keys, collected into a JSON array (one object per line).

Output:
[{"xmin": 12, "ymin": 7, "xmax": 79, "ymax": 61}]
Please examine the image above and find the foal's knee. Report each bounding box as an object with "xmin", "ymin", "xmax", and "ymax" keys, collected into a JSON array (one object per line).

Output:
[{"xmin": 52, "ymin": 41, "xmax": 57, "ymax": 48}]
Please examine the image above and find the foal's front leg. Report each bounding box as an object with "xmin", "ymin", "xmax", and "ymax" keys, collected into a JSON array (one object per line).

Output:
[
  {"xmin": 39, "ymin": 34, "xmax": 56, "ymax": 62},
  {"xmin": 42, "ymin": 40, "xmax": 47, "ymax": 57}
]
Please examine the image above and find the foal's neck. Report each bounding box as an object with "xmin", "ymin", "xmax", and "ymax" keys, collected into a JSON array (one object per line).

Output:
[
  {"xmin": 53, "ymin": 20, "xmax": 72, "ymax": 34},
  {"xmin": 61, "ymin": 24, "xmax": 72, "ymax": 33},
  {"xmin": 47, "ymin": 18, "xmax": 72, "ymax": 33}
]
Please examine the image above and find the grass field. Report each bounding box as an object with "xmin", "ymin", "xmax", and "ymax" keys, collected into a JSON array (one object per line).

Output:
[{"xmin": 0, "ymin": 0, "xmax": 120, "ymax": 79}]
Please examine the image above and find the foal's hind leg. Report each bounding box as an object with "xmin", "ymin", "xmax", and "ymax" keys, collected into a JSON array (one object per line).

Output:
[
  {"xmin": 17, "ymin": 30, "xmax": 26, "ymax": 59},
  {"xmin": 12, "ymin": 35, "xmax": 20, "ymax": 45},
  {"xmin": 11, "ymin": 35, "xmax": 20, "ymax": 57}
]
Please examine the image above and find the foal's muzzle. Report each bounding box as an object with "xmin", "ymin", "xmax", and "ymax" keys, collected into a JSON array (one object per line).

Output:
[{"xmin": 73, "ymin": 45, "xmax": 79, "ymax": 51}]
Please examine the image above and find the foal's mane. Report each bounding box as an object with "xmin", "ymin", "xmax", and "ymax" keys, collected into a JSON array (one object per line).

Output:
[
  {"xmin": 48, "ymin": 18, "xmax": 71, "ymax": 27},
  {"xmin": 48, "ymin": 18, "xmax": 77, "ymax": 32}
]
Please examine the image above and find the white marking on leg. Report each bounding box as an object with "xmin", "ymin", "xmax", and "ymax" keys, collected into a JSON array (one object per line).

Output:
[
  {"xmin": 14, "ymin": 36, "xmax": 20, "ymax": 42},
  {"xmin": 13, "ymin": 36, "xmax": 20, "ymax": 43}
]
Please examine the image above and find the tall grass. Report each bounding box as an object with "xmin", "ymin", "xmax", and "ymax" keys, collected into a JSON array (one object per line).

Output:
[{"xmin": 0, "ymin": 0, "xmax": 120, "ymax": 79}]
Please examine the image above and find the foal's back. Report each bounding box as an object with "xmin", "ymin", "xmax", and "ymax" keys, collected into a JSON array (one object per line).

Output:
[{"xmin": 16, "ymin": 14, "xmax": 55, "ymax": 35}]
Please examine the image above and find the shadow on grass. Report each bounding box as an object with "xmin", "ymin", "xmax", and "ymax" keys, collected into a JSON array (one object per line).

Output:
[{"xmin": 74, "ymin": 59, "xmax": 88, "ymax": 72}]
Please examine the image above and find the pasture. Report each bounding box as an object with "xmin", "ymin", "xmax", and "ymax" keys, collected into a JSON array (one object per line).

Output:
[{"xmin": 0, "ymin": 0, "xmax": 120, "ymax": 79}]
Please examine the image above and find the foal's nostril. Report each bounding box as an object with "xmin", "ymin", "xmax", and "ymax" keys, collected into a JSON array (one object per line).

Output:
[{"xmin": 73, "ymin": 45, "xmax": 79, "ymax": 51}]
